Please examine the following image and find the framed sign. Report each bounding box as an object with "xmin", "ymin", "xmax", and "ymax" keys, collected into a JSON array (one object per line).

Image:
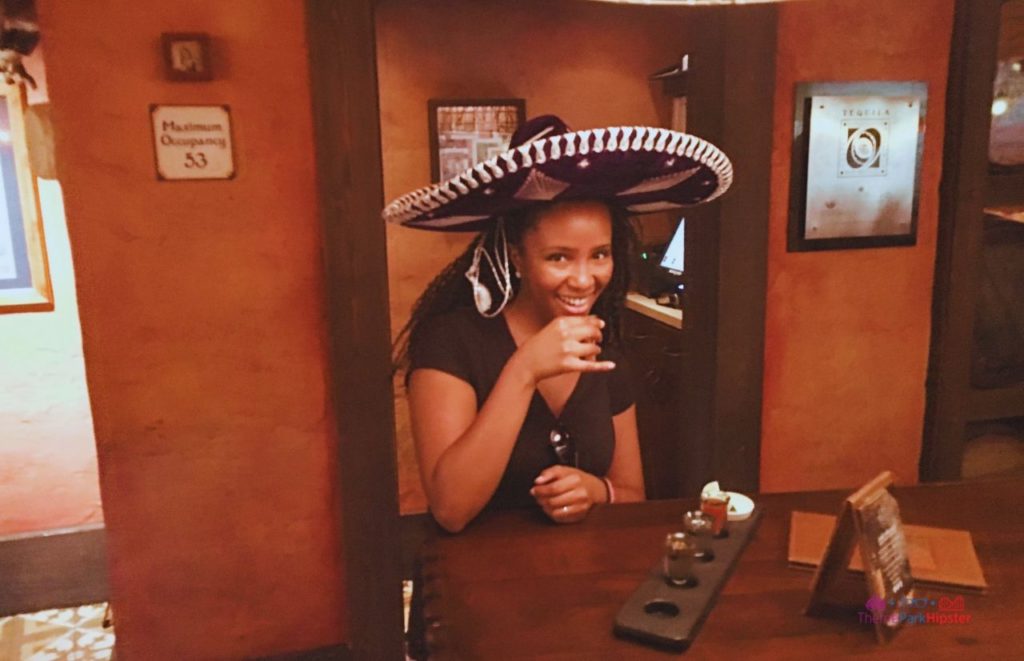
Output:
[
  {"xmin": 428, "ymin": 99, "xmax": 525, "ymax": 183},
  {"xmin": 0, "ymin": 82, "xmax": 52, "ymax": 313},
  {"xmin": 150, "ymin": 105, "xmax": 235, "ymax": 180},
  {"xmin": 161, "ymin": 33, "xmax": 213, "ymax": 82},
  {"xmin": 805, "ymin": 471, "xmax": 915, "ymax": 643},
  {"xmin": 788, "ymin": 81, "xmax": 928, "ymax": 252}
]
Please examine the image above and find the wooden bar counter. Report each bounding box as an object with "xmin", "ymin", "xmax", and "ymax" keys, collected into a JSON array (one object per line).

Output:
[{"xmin": 417, "ymin": 479, "xmax": 1023, "ymax": 659}]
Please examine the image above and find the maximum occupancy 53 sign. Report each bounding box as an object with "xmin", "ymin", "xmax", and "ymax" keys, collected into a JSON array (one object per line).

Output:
[{"xmin": 151, "ymin": 105, "xmax": 235, "ymax": 180}]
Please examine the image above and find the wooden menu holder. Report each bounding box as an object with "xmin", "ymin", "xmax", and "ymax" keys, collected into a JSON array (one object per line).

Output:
[{"xmin": 805, "ymin": 471, "xmax": 914, "ymax": 643}]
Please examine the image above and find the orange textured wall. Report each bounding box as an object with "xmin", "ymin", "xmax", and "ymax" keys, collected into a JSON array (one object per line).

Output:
[
  {"xmin": 37, "ymin": 2, "xmax": 345, "ymax": 658},
  {"xmin": 376, "ymin": 0, "xmax": 689, "ymax": 512},
  {"xmin": 760, "ymin": 0, "xmax": 954, "ymax": 492}
]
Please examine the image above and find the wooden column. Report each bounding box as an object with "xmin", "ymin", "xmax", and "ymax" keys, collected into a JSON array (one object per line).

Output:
[
  {"xmin": 683, "ymin": 4, "xmax": 776, "ymax": 494},
  {"xmin": 305, "ymin": 1, "xmax": 403, "ymax": 658},
  {"xmin": 922, "ymin": 0, "xmax": 1004, "ymax": 481}
]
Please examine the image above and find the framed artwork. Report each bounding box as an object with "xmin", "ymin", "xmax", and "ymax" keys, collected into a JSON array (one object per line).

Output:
[
  {"xmin": 428, "ymin": 99, "xmax": 525, "ymax": 183},
  {"xmin": 788, "ymin": 81, "xmax": 928, "ymax": 252},
  {"xmin": 0, "ymin": 82, "xmax": 51, "ymax": 313},
  {"xmin": 161, "ymin": 32, "xmax": 213, "ymax": 82}
]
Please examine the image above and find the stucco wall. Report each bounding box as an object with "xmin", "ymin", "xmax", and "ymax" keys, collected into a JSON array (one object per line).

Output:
[
  {"xmin": 760, "ymin": 0, "xmax": 954, "ymax": 491},
  {"xmin": 36, "ymin": 2, "xmax": 346, "ymax": 658}
]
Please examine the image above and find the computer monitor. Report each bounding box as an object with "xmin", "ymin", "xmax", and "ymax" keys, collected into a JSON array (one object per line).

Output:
[{"xmin": 660, "ymin": 217, "xmax": 684, "ymax": 276}]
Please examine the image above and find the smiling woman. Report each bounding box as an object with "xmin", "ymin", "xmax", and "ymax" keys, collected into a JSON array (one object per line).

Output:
[
  {"xmin": 400, "ymin": 199, "xmax": 639, "ymax": 533},
  {"xmin": 387, "ymin": 114, "xmax": 732, "ymax": 534},
  {"xmin": 387, "ymin": 112, "xmax": 732, "ymax": 659}
]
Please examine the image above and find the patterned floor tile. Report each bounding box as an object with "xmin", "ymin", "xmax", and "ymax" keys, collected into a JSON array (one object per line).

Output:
[{"xmin": 0, "ymin": 603, "xmax": 113, "ymax": 661}]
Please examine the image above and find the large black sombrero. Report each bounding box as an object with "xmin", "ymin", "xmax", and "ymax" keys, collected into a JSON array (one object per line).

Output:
[{"xmin": 381, "ymin": 115, "xmax": 733, "ymax": 231}]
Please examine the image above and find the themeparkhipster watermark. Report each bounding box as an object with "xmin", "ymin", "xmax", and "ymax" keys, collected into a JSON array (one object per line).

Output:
[{"xmin": 858, "ymin": 595, "xmax": 972, "ymax": 626}]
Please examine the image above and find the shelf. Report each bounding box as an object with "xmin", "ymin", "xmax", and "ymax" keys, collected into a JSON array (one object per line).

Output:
[
  {"xmin": 626, "ymin": 292, "xmax": 683, "ymax": 330},
  {"xmin": 983, "ymin": 205, "xmax": 1024, "ymax": 224},
  {"xmin": 967, "ymin": 383, "xmax": 1024, "ymax": 422}
]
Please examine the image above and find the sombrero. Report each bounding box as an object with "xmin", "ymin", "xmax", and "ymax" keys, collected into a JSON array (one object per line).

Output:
[{"xmin": 381, "ymin": 114, "xmax": 733, "ymax": 231}]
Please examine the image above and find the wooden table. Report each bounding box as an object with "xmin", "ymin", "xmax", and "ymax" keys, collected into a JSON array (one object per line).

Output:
[{"xmin": 418, "ymin": 479, "xmax": 1023, "ymax": 659}]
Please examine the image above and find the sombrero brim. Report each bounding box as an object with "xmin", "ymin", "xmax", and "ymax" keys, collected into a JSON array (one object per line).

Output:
[{"xmin": 381, "ymin": 126, "xmax": 732, "ymax": 231}]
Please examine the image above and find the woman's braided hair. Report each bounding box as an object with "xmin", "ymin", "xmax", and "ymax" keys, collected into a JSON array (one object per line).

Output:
[{"xmin": 393, "ymin": 200, "xmax": 637, "ymax": 376}]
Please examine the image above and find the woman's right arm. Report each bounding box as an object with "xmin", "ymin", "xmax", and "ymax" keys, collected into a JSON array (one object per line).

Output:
[
  {"xmin": 408, "ymin": 354, "xmax": 536, "ymax": 533},
  {"xmin": 408, "ymin": 315, "xmax": 612, "ymax": 533}
]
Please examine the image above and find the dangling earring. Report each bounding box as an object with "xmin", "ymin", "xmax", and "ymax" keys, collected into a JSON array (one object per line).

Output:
[
  {"xmin": 465, "ymin": 242, "xmax": 493, "ymax": 315},
  {"xmin": 465, "ymin": 219, "xmax": 514, "ymax": 317}
]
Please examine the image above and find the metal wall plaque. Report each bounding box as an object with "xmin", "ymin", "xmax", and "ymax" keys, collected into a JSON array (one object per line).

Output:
[
  {"xmin": 150, "ymin": 105, "xmax": 235, "ymax": 181},
  {"xmin": 788, "ymin": 82, "xmax": 927, "ymax": 252}
]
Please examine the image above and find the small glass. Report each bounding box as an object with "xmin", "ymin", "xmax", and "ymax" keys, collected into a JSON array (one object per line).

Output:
[
  {"xmin": 663, "ymin": 532, "xmax": 697, "ymax": 587},
  {"xmin": 682, "ymin": 510, "xmax": 714, "ymax": 561},
  {"xmin": 701, "ymin": 491, "xmax": 731, "ymax": 538}
]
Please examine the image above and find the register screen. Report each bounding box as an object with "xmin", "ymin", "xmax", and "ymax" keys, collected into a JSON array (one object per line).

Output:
[{"xmin": 660, "ymin": 218, "xmax": 685, "ymax": 275}]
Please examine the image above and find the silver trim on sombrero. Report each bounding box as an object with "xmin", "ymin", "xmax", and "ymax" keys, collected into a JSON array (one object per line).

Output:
[
  {"xmin": 381, "ymin": 126, "xmax": 734, "ymax": 225},
  {"xmin": 618, "ymin": 165, "xmax": 700, "ymax": 196},
  {"xmin": 514, "ymin": 168, "xmax": 572, "ymax": 201}
]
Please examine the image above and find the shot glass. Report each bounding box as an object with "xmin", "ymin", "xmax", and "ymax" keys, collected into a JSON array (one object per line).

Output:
[
  {"xmin": 682, "ymin": 510, "xmax": 715, "ymax": 561},
  {"xmin": 701, "ymin": 491, "xmax": 731, "ymax": 538},
  {"xmin": 663, "ymin": 532, "xmax": 697, "ymax": 587}
]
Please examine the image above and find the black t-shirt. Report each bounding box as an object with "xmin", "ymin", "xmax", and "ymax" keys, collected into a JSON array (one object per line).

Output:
[{"xmin": 409, "ymin": 307, "xmax": 634, "ymax": 510}]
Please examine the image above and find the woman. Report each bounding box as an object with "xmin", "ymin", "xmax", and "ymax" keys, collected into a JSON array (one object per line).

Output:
[{"xmin": 386, "ymin": 115, "xmax": 732, "ymax": 532}]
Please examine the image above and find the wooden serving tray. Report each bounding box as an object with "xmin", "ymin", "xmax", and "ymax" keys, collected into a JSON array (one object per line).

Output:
[{"xmin": 613, "ymin": 508, "xmax": 762, "ymax": 651}]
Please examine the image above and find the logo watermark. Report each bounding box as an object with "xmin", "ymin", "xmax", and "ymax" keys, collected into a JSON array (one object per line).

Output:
[{"xmin": 858, "ymin": 595, "xmax": 972, "ymax": 626}]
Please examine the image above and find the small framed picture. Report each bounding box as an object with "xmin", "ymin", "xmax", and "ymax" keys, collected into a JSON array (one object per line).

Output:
[
  {"xmin": 161, "ymin": 33, "xmax": 212, "ymax": 82},
  {"xmin": 428, "ymin": 99, "xmax": 525, "ymax": 183},
  {"xmin": 788, "ymin": 81, "xmax": 927, "ymax": 252}
]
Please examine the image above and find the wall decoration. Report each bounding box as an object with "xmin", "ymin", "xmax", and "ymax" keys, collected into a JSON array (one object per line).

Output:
[
  {"xmin": 161, "ymin": 33, "xmax": 213, "ymax": 82},
  {"xmin": 150, "ymin": 105, "xmax": 235, "ymax": 180},
  {"xmin": 788, "ymin": 81, "xmax": 927, "ymax": 252},
  {"xmin": 428, "ymin": 99, "xmax": 525, "ymax": 183},
  {"xmin": 0, "ymin": 82, "xmax": 51, "ymax": 313}
]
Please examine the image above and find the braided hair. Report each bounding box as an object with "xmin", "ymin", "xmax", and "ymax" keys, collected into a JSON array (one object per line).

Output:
[{"xmin": 393, "ymin": 200, "xmax": 637, "ymax": 376}]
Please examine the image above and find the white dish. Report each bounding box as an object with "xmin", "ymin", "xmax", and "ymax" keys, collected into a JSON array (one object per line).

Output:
[{"xmin": 724, "ymin": 491, "xmax": 755, "ymax": 521}]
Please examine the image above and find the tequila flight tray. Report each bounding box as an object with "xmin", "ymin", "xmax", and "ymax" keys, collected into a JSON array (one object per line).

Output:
[{"xmin": 613, "ymin": 508, "xmax": 762, "ymax": 651}]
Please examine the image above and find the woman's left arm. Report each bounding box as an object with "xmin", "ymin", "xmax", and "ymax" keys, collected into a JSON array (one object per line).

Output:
[
  {"xmin": 531, "ymin": 404, "xmax": 645, "ymax": 520},
  {"xmin": 605, "ymin": 404, "xmax": 645, "ymax": 502}
]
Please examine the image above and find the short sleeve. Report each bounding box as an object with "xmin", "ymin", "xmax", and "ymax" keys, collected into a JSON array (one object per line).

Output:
[
  {"xmin": 603, "ymin": 343, "xmax": 635, "ymax": 415},
  {"xmin": 408, "ymin": 311, "xmax": 474, "ymax": 386}
]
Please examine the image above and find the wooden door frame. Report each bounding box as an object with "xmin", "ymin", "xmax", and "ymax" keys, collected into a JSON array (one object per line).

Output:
[
  {"xmin": 683, "ymin": 4, "xmax": 775, "ymax": 494},
  {"xmin": 922, "ymin": 0, "xmax": 1013, "ymax": 481},
  {"xmin": 305, "ymin": 1, "xmax": 403, "ymax": 658},
  {"xmin": 305, "ymin": 1, "xmax": 774, "ymax": 656}
]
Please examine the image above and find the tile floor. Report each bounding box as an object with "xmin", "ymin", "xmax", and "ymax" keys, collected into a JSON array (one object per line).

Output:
[
  {"xmin": 0, "ymin": 603, "xmax": 114, "ymax": 661},
  {"xmin": 0, "ymin": 586, "xmax": 410, "ymax": 661}
]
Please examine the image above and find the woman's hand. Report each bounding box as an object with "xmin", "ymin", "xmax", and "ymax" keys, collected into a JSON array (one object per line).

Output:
[
  {"xmin": 530, "ymin": 465, "xmax": 606, "ymax": 524},
  {"xmin": 511, "ymin": 315, "xmax": 615, "ymax": 385}
]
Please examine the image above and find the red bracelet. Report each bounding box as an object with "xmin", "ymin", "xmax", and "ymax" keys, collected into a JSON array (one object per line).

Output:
[{"xmin": 602, "ymin": 477, "xmax": 615, "ymax": 504}]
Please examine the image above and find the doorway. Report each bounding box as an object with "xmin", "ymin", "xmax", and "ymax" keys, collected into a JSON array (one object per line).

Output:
[{"xmin": 0, "ymin": 33, "xmax": 106, "ymax": 620}]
